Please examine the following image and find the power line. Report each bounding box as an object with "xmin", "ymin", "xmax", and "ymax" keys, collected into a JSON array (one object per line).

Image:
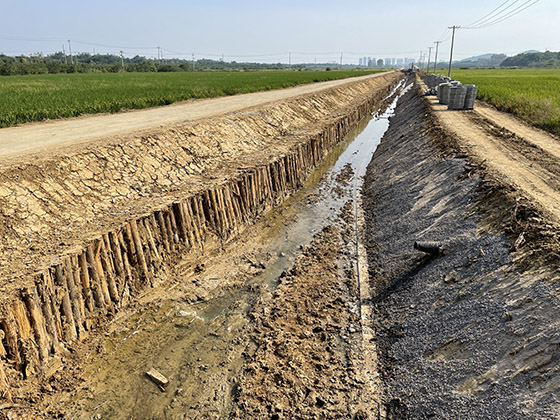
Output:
[
  {"xmin": 464, "ymin": 0, "xmax": 516, "ymax": 28},
  {"xmin": 464, "ymin": 0, "xmax": 540, "ymax": 29}
]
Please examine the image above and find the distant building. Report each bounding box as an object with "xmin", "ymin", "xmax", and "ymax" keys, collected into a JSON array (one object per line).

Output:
[
  {"xmin": 371, "ymin": 58, "xmax": 376, "ymax": 67},
  {"xmin": 377, "ymin": 58, "xmax": 384, "ymax": 67},
  {"xmin": 384, "ymin": 58, "xmax": 392, "ymax": 67},
  {"xmin": 359, "ymin": 58, "xmax": 363, "ymax": 66},
  {"xmin": 397, "ymin": 58, "xmax": 404, "ymax": 66}
]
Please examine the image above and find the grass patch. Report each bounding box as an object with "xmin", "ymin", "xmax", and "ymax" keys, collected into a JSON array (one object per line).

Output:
[
  {"xmin": 0, "ymin": 70, "xmax": 383, "ymax": 128},
  {"xmin": 444, "ymin": 68, "xmax": 560, "ymax": 136}
]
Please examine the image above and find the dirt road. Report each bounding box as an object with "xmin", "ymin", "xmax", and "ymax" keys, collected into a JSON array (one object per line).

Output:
[
  {"xmin": 427, "ymin": 95, "xmax": 560, "ymax": 223},
  {"xmin": 0, "ymin": 72, "xmax": 391, "ymax": 164}
]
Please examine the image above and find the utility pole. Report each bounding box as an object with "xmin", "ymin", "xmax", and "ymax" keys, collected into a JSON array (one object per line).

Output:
[
  {"xmin": 419, "ymin": 51, "xmax": 423, "ymax": 71},
  {"xmin": 120, "ymin": 51, "xmax": 125, "ymax": 69},
  {"xmin": 62, "ymin": 44, "xmax": 67, "ymax": 64},
  {"xmin": 157, "ymin": 46, "xmax": 161, "ymax": 61},
  {"xmin": 433, "ymin": 41, "xmax": 441, "ymax": 73},
  {"xmin": 447, "ymin": 25, "xmax": 460, "ymax": 78},
  {"xmin": 289, "ymin": 52, "xmax": 291, "ymax": 68},
  {"xmin": 340, "ymin": 52, "xmax": 343, "ymax": 68},
  {"xmin": 426, "ymin": 46, "xmax": 433, "ymax": 74},
  {"xmin": 192, "ymin": 53, "xmax": 195, "ymax": 70},
  {"xmin": 68, "ymin": 40, "xmax": 73, "ymax": 65}
]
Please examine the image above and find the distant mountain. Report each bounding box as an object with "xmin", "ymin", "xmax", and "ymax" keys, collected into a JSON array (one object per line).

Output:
[
  {"xmin": 458, "ymin": 53, "xmax": 495, "ymax": 62},
  {"xmin": 520, "ymin": 50, "xmax": 540, "ymax": 54},
  {"xmin": 454, "ymin": 53, "xmax": 507, "ymax": 67},
  {"xmin": 501, "ymin": 51, "xmax": 560, "ymax": 68}
]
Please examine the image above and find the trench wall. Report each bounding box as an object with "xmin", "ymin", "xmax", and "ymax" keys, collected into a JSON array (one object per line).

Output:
[{"xmin": 0, "ymin": 73, "xmax": 401, "ymax": 399}]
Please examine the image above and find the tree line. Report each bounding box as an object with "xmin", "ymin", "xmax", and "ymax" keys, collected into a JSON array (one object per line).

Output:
[{"xmin": 0, "ymin": 52, "xmax": 295, "ymax": 76}]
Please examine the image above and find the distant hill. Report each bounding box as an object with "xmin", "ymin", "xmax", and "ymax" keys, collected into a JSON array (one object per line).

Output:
[
  {"xmin": 458, "ymin": 53, "xmax": 495, "ymax": 62},
  {"xmin": 501, "ymin": 51, "xmax": 560, "ymax": 68},
  {"xmin": 454, "ymin": 53, "xmax": 507, "ymax": 67}
]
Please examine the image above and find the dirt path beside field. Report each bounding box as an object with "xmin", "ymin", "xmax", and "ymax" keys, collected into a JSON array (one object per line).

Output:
[
  {"xmin": 427, "ymin": 96, "xmax": 560, "ymax": 223},
  {"xmin": 0, "ymin": 72, "xmax": 391, "ymax": 166}
]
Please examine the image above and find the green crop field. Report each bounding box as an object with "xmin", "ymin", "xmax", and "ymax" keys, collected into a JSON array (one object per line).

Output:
[
  {"xmin": 445, "ymin": 68, "xmax": 560, "ymax": 136},
  {"xmin": 0, "ymin": 70, "xmax": 383, "ymax": 128}
]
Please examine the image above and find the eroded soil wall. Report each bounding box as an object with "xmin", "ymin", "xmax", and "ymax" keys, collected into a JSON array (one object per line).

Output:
[{"xmin": 0, "ymin": 72, "xmax": 402, "ymax": 397}]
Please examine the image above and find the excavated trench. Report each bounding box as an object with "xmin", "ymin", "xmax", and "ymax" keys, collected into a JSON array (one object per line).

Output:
[
  {"xmin": 51, "ymin": 82, "xmax": 408, "ymax": 419},
  {"xmin": 0, "ymin": 72, "xmax": 404, "ymax": 417}
]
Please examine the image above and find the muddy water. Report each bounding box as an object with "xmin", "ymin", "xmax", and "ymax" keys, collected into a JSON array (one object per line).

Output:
[{"xmin": 71, "ymin": 85, "xmax": 406, "ymax": 420}]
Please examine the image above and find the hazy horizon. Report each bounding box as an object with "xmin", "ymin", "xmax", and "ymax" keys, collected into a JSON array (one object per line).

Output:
[{"xmin": 2, "ymin": 0, "xmax": 557, "ymax": 64}]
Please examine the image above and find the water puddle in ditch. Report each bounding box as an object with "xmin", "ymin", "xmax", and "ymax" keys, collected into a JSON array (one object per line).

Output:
[{"xmin": 70, "ymin": 81, "xmax": 409, "ymax": 420}]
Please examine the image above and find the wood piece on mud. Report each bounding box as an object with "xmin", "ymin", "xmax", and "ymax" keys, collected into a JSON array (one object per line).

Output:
[
  {"xmin": 12, "ymin": 298, "xmax": 41, "ymax": 377},
  {"xmin": 0, "ymin": 334, "xmax": 5, "ymax": 359},
  {"xmin": 148, "ymin": 214, "xmax": 164, "ymax": 256},
  {"xmin": 0, "ymin": 361, "xmax": 12, "ymax": 404},
  {"xmin": 63, "ymin": 258, "xmax": 85, "ymax": 336},
  {"xmin": 21, "ymin": 287, "xmax": 50, "ymax": 363},
  {"xmin": 156, "ymin": 211, "xmax": 171, "ymax": 254},
  {"xmin": 184, "ymin": 199, "xmax": 202, "ymax": 248},
  {"xmin": 180, "ymin": 202, "xmax": 196, "ymax": 248},
  {"xmin": 195, "ymin": 194, "xmax": 207, "ymax": 232},
  {"xmin": 218, "ymin": 187, "xmax": 232, "ymax": 234},
  {"xmin": 85, "ymin": 245, "xmax": 107, "ymax": 309},
  {"xmin": 201, "ymin": 190, "xmax": 214, "ymax": 232},
  {"xmin": 172, "ymin": 202, "xmax": 189, "ymax": 243},
  {"xmin": 137, "ymin": 221, "xmax": 154, "ymax": 279},
  {"xmin": 1, "ymin": 316, "xmax": 22, "ymax": 369},
  {"xmin": 122, "ymin": 224, "xmax": 137, "ymax": 266},
  {"xmin": 163, "ymin": 210, "xmax": 177, "ymax": 248},
  {"xmin": 94, "ymin": 239, "xmax": 112, "ymax": 305},
  {"xmin": 99, "ymin": 239, "xmax": 120, "ymax": 303},
  {"xmin": 129, "ymin": 220, "xmax": 151, "ymax": 283},
  {"xmin": 167, "ymin": 206, "xmax": 180, "ymax": 244},
  {"xmin": 108, "ymin": 231, "xmax": 125, "ymax": 279},
  {"xmin": 102, "ymin": 233, "xmax": 117, "ymax": 274},
  {"xmin": 53, "ymin": 264, "xmax": 78, "ymax": 342},
  {"xmin": 69, "ymin": 255, "xmax": 87, "ymax": 323},
  {"xmin": 209, "ymin": 188, "xmax": 223, "ymax": 236},
  {"xmin": 117, "ymin": 231, "xmax": 134, "ymax": 296},
  {"xmin": 78, "ymin": 251, "xmax": 95, "ymax": 312},
  {"xmin": 34, "ymin": 272, "xmax": 62, "ymax": 353},
  {"xmin": 146, "ymin": 368, "xmax": 169, "ymax": 391}
]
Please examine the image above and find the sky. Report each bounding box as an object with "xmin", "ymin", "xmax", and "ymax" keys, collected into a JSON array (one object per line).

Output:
[{"xmin": 1, "ymin": 0, "xmax": 558, "ymax": 64}]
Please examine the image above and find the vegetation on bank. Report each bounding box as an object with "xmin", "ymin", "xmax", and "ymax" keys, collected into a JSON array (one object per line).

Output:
[
  {"xmin": 448, "ymin": 68, "xmax": 560, "ymax": 136},
  {"xmin": 0, "ymin": 69, "xmax": 383, "ymax": 127},
  {"xmin": 500, "ymin": 51, "xmax": 560, "ymax": 68}
]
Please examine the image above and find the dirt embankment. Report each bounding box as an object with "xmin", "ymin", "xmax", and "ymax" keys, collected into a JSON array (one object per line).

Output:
[
  {"xmin": 0, "ymin": 71, "xmax": 402, "ymax": 411},
  {"xmin": 364, "ymin": 88, "xmax": 560, "ymax": 418},
  {"xmin": 0, "ymin": 72, "xmax": 400, "ymax": 285}
]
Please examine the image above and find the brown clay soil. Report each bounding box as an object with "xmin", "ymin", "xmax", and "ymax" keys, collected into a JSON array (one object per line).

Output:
[{"xmin": 0, "ymin": 71, "xmax": 400, "ymax": 289}]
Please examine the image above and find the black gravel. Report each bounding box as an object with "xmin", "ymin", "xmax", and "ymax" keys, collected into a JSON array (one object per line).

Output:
[{"xmin": 363, "ymin": 88, "xmax": 560, "ymax": 420}]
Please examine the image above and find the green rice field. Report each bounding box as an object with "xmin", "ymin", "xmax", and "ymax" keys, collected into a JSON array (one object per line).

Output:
[
  {"xmin": 0, "ymin": 69, "xmax": 383, "ymax": 128},
  {"xmin": 446, "ymin": 68, "xmax": 560, "ymax": 136}
]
